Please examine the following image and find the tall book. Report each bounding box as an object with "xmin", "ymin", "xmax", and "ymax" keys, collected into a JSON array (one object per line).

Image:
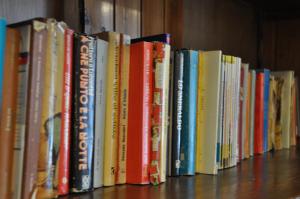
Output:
[
  {"xmin": 180, "ymin": 50, "xmax": 198, "ymax": 175},
  {"xmin": 272, "ymin": 71, "xmax": 294, "ymax": 148},
  {"xmin": 0, "ymin": 28, "xmax": 20, "ymax": 199},
  {"xmin": 290, "ymin": 77, "xmax": 297, "ymax": 146},
  {"xmin": 8, "ymin": 20, "xmax": 33, "ymax": 199},
  {"xmin": 96, "ymin": 32, "xmax": 120, "ymax": 186},
  {"xmin": 116, "ymin": 34, "xmax": 130, "ymax": 184},
  {"xmin": 20, "ymin": 20, "xmax": 47, "ymax": 199},
  {"xmin": 249, "ymin": 70, "xmax": 256, "ymax": 156},
  {"xmin": 245, "ymin": 71, "xmax": 251, "ymax": 158},
  {"xmin": 71, "ymin": 34, "xmax": 96, "ymax": 192},
  {"xmin": 196, "ymin": 51, "xmax": 222, "ymax": 174},
  {"xmin": 254, "ymin": 73, "xmax": 264, "ymax": 154},
  {"xmin": 169, "ymin": 51, "xmax": 184, "ymax": 176},
  {"xmin": 57, "ymin": 27, "xmax": 74, "ymax": 196},
  {"xmin": 149, "ymin": 42, "xmax": 170, "ymax": 184},
  {"xmin": 127, "ymin": 41, "xmax": 153, "ymax": 184},
  {"xmin": 93, "ymin": 38, "xmax": 108, "ymax": 188},
  {"xmin": 0, "ymin": 19, "xmax": 6, "ymax": 111}
]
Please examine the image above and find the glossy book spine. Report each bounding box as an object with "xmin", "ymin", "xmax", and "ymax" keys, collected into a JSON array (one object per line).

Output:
[
  {"xmin": 254, "ymin": 73, "xmax": 264, "ymax": 154},
  {"xmin": 71, "ymin": 34, "xmax": 96, "ymax": 192}
]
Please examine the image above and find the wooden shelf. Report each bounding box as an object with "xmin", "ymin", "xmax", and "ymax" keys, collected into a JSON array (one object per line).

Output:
[{"xmin": 61, "ymin": 146, "xmax": 300, "ymax": 199}]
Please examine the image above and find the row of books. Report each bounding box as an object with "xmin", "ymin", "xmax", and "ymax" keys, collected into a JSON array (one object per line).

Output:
[{"xmin": 0, "ymin": 17, "xmax": 298, "ymax": 199}]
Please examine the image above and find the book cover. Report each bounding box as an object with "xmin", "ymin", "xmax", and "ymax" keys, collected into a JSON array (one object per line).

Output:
[
  {"xmin": 272, "ymin": 71, "xmax": 293, "ymax": 149},
  {"xmin": 10, "ymin": 22, "xmax": 32, "ymax": 199},
  {"xmin": 116, "ymin": 34, "xmax": 130, "ymax": 184},
  {"xmin": 57, "ymin": 27, "xmax": 74, "ymax": 196},
  {"xmin": 131, "ymin": 33, "xmax": 171, "ymax": 44},
  {"xmin": 71, "ymin": 34, "xmax": 96, "ymax": 192},
  {"xmin": 268, "ymin": 76, "xmax": 277, "ymax": 150},
  {"xmin": 169, "ymin": 51, "xmax": 183, "ymax": 176},
  {"xmin": 0, "ymin": 28, "xmax": 20, "ymax": 199},
  {"xmin": 249, "ymin": 70, "xmax": 256, "ymax": 156},
  {"xmin": 195, "ymin": 51, "xmax": 222, "ymax": 174},
  {"xmin": 149, "ymin": 42, "xmax": 170, "ymax": 184},
  {"xmin": 93, "ymin": 38, "xmax": 108, "ymax": 188},
  {"xmin": 22, "ymin": 20, "xmax": 47, "ymax": 199},
  {"xmin": 254, "ymin": 73, "xmax": 264, "ymax": 154},
  {"xmin": 127, "ymin": 42, "xmax": 153, "ymax": 184},
  {"xmin": 0, "ymin": 19, "xmax": 6, "ymax": 112},
  {"xmin": 180, "ymin": 50, "xmax": 198, "ymax": 175},
  {"xmin": 96, "ymin": 32, "xmax": 120, "ymax": 186}
]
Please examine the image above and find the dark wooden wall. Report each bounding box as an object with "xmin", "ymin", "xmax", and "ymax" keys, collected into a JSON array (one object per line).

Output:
[{"xmin": 262, "ymin": 19, "xmax": 300, "ymax": 78}]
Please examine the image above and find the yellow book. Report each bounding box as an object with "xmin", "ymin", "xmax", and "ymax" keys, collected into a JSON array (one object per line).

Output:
[
  {"xmin": 116, "ymin": 34, "xmax": 130, "ymax": 184},
  {"xmin": 268, "ymin": 76, "xmax": 276, "ymax": 150},
  {"xmin": 97, "ymin": 32, "xmax": 120, "ymax": 186}
]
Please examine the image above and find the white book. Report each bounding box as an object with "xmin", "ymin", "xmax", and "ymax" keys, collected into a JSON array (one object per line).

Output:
[
  {"xmin": 197, "ymin": 51, "xmax": 222, "ymax": 175},
  {"xmin": 93, "ymin": 39, "xmax": 108, "ymax": 188},
  {"xmin": 271, "ymin": 71, "xmax": 294, "ymax": 149},
  {"xmin": 249, "ymin": 70, "xmax": 256, "ymax": 156}
]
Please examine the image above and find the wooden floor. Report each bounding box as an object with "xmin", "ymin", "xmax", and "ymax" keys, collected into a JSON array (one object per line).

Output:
[{"xmin": 63, "ymin": 146, "xmax": 300, "ymax": 199}]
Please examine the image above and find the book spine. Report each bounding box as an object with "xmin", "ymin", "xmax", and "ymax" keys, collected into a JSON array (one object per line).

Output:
[
  {"xmin": 249, "ymin": 70, "xmax": 256, "ymax": 156},
  {"xmin": 93, "ymin": 39, "xmax": 108, "ymax": 188},
  {"xmin": 180, "ymin": 50, "xmax": 198, "ymax": 175},
  {"xmin": 22, "ymin": 21, "xmax": 47, "ymax": 199},
  {"xmin": 36, "ymin": 19, "xmax": 63, "ymax": 198},
  {"xmin": 241, "ymin": 64, "xmax": 249, "ymax": 159},
  {"xmin": 263, "ymin": 70, "xmax": 270, "ymax": 152},
  {"xmin": 170, "ymin": 51, "xmax": 183, "ymax": 176},
  {"xmin": 0, "ymin": 19, "xmax": 6, "ymax": 110},
  {"xmin": 245, "ymin": 71, "xmax": 251, "ymax": 158},
  {"xmin": 103, "ymin": 32, "xmax": 120, "ymax": 186},
  {"xmin": 254, "ymin": 73, "xmax": 264, "ymax": 154},
  {"xmin": 71, "ymin": 34, "xmax": 96, "ymax": 192},
  {"xmin": 58, "ymin": 26, "xmax": 73, "ymax": 196},
  {"xmin": 116, "ymin": 34, "xmax": 130, "ymax": 184},
  {"xmin": 127, "ymin": 42, "xmax": 153, "ymax": 184},
  {"xmin": 0, "ymin": 28, "xmax": 20, "ymax": 199},
  {"xmin": 268, "ymin": 76, "xmax": 276, "ymax": 150},
  {"xmin": 238, "ymin": 66, "xmax": 245, "ymax": 161},
  {"xmin": 11, "ymin": 25, "xmax": 31, "ymax": 199}
]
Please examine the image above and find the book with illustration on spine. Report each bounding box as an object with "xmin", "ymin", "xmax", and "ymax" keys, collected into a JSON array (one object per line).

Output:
[{"xmin": 71, "ymin": 34, "xmax": 96, "ymax": 192}]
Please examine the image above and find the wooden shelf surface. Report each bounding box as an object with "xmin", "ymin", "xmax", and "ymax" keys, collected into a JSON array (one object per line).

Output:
[{"xmin": 61, "ymin": 146, "xmax": 300, "ymax": 199}]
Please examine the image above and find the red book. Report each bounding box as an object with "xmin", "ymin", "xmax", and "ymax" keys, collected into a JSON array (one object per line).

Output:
[
  {"xmin": 254, "ymin": 73, "xmax": 264, "ymax": 154},
  {"xmin": 57, "ymin": 28, "xmax": 74, "ymax": 195},
  {"xmin": 126, "ymin": 42, "xmax": 153, "ymax": 184}
]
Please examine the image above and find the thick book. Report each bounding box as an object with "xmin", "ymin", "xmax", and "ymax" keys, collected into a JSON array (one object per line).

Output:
[
  {"xmin": 254, "ymin": 73, "xmax": 264, "ymax": 154},
  {"xmin": 249, "ymin": 70, "xmax": 256, "ymax": 156},
  {"xmin": 126, "ymin": 41, "xmax": 153, "ymax": 184},
  {"xmin": 21, "ymin": 20, "xmax": 47, "ymax": 199},
  {"xmin": 268, "ymin": 76, "xmax": 276, "ymax": 150},
  {"xmin": 180, "ymin": 50, "xmax": 198, "ymax": 175},
  {"xmin": 0, "ymin": 28, "xmax": 20, "ymax": 199},
  {"xmin": 71, "ymin": 34, "xmax": 96, "ymax": 192},
  {"xmin": 96, "ymin": 32, "xmax": 120, "ymax": 186},
  {"xmin": 195, "ymin": 51, "xmax": 222, "ymax": 174},
  {"xmin": 116, "ymin": 34, "xmax": 130, "ymax": 185},
  {"xmin": 36, "ymin": 19, "xmax": 62, "ymax": 198},
  {"xmin": 149, "ymin": 42, "xmax": 170, "ymax": 184},
  {"xmin": 9, "ymin": 21, "xmax": 33, "ymax": 199},
  {"xmin": 131, "ymin": 33, "xmax": 171, "ymax": 44},
  {"xmin": 93, "ymin": 38, "xmax": 108, "ymax": 188},
  {"xmin": 272, "ymin": 71, "xmax": 294, "ymax": 149},
  {"xmin": 169, "ymin": 51, "xmax": 184, "ymax": 176},
  {"xmin": 57, "ymin": 27, "xmax": 74, "ymax": 196},
  {"xmin": 0, "ymin": 19, "xmax": 6, "ymax": 111}
]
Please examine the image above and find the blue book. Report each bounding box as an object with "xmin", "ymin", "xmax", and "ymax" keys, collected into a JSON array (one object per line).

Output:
[
  {"xmin": 0, "ymin": 19, "xmax": 6, "ymax": 109},
  {"xmin": 257, "ymin": 69, "xmax": 270, "ymax": 152},
  {"xmin": 180, "ymin": 50, "xmax": 198, "ymax": 175},
  {"xmin": 131, "ymin": 33, "xmax": 171, "ymax": 44}
]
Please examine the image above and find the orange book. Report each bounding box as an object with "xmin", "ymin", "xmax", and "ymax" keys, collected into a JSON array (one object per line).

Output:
[
  {"xmin": 0, "ymin": 28, "xmax": 20, "ymax": 199},
  {"xmin": 126, "ymin": 42, "xmax": 153, "ymax": 184},
  {"xmin": 254, "ymin": 73, "xmax": 264, "ymax": 154}
]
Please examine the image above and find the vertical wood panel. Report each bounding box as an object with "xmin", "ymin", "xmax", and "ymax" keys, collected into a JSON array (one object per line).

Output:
[
  {"xmin": 142, "ymin": 0, "xmax": 165, "ymax": 36},
  {"xmin": 115, "ymin": 0, "xmax": 141, "ymax": 38},
  {"xmin": 84, "ymin": 0, "xmax": 114, "ymax": 34}
]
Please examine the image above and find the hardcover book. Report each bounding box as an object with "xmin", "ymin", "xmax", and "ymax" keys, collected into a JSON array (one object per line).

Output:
[
  {"xmin": 180, "ymin": 50, "xmax": 198, "ymax": 175},
  {"xmin": 254, "ymin": 73, "xmax": 264, "ymax": 154},
  {"xmin": 71, "ymin": 34, "xmax": 96, "ymax": 192},
  {"xmin": 127, "ymin": 41, "xmax": 153, "ymax": 184}
]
